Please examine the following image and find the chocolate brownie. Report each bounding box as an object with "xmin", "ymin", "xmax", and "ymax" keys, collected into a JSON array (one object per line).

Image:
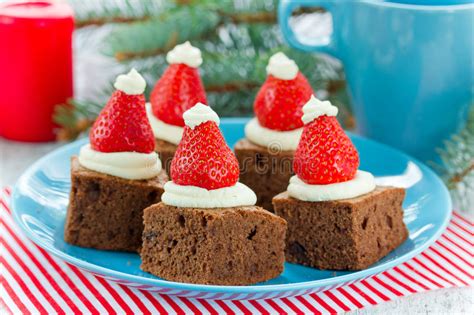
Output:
[
  {"xmin": 234, "ymin": 138, "xmax": 294, "ymax": 211},
  {"xmin": 155, "ymin": 138, "xmax": 177, "ymax": 175},
  {"xmin": 273, "ymin": 186, "xmax": 408, "ymax": 270},
  {"xmin": 140, "ymin": 203, "xmax": 287, "ymax": 285},
  {"xmin": 64, "ymin": 157, "xmax": 168, "ymax": 251}
]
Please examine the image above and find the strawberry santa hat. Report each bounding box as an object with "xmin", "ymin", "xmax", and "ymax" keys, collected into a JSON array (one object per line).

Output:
[
  {"xmin": 150, "ymin": 41, "xmax": 208, "ymax": 127},
  {"xmin": 80, "ymin": 69, "xmax": 162, "ymax": 180},
  {"xmin": 90, "ymin": 68, "xmax": 155, "ymax": 154},
  {"xmin": 293, "ymin": 95, "xmax": 360, "ymax": 185},
  {"xmin": 289, "ymin": 95, "xmax": 376, "ymax": 201},
  {"xmin": 253, "ymin": 52, "xmax": 313, "ymax": 131},
  {"xmin": 170, "ymin": 103, "xmax": 240, "ymax": 190}
]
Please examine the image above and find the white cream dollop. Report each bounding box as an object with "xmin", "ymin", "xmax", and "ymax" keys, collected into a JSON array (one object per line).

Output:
[
  {"xmin": 166, "ymin": 41, "xmax": 203, "ymax": 68},
  {"xmin": 162, "ymin": 181, "xmax": 257, "ymax": 208},
  {"xmin": 287, "ymin": 171, "xmax": 376, "ymax": 202},
  {"xmin": 146, "ymin": 103, "xmax": 183, "ymax": 145},
  {"xmin": 78, "ymin": 144, "xmax": 162, "ymax": 180},
  {"xmin": 245, "ymin": 118, "xmax": 302, "ymax": 151},
  {"xmin": 301, "ymin": 95, "xmax": 338, "ymax": 124},
  {"xmin": 113, "ymin": 68, "xmax": 146, "ymax": 95},
  {"xmin": 183, "ymin": 103, "xmax": 219, "ymax": 129},
  {"xmin": 266, "ymin": 52, "xmax": 299, "ymax": 80}
]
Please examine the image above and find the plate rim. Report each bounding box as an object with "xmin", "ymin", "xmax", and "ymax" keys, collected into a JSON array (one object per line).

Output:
[{"xmin": 11, "ymin": 121, "xmax": 453, "ymax": 294}]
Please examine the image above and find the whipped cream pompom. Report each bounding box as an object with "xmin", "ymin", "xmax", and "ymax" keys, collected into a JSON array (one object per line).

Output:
[
  {"xmin": 113, "ymin": 68, "xmax": 146, "ymax": 95},
  {"xmin": 183, "ymin": 102, "xmax": 220, "ymax": 129},
  {"xmin": 301, "ymin": 95, "xmax": 338, "ymax": 124},
  {"xmin": 266, "ymin": 52, "xmax": 299, "ymax": 80},
  {"xmin": 166, "ymin": 41, "xmax": 203, "ymax": 68}
]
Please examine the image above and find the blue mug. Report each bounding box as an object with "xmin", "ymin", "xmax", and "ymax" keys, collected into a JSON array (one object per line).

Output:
[{"xmin": 279, "ymin": 0, "xmax": 473, "ymax": 163}]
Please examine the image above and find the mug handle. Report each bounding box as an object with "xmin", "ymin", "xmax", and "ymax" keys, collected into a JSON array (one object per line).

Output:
[{"xmin": 278, "ymin": 0, "xmax": 338, "ymax": 57}]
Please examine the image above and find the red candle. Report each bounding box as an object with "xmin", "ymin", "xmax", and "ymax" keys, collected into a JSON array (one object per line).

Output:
[{"xmin": 0, "ymin": 1, "xmax": 74, "ymax": 142}]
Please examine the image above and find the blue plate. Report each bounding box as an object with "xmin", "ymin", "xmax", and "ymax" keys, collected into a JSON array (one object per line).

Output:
[{"xmin": 11, "ymin": 118, "xmax": 452, "ymax": 300}]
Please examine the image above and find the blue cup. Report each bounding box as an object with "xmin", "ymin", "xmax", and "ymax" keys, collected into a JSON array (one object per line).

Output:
[{"xmin": 279, "ymin": 0, "xmax": 473, "ymax": 163}]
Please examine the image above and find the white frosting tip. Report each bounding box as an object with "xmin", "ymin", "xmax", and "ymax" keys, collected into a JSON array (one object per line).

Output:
[
  {"xmin": 301, "ymin": 95, "xmax": 338, "ymax": 124},
  {"xmin": 166, "ymin": 41, "xmax": 202, "ymax": 68},
  {"xmin": 266, "ymin": 52, "xmax": 299, "ymax": 80},
  {"xmin": 183, "ymin": 103, "xmax": 220, "ymax": 129},
  {"xmin": 114, "ymin": 68, "xmax": 146, "ymax": 95}
]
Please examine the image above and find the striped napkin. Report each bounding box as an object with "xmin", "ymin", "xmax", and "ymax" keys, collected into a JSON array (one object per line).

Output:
[{"xmin": 1, "ymin": 187, "xmax": 472, "ymax": 314}]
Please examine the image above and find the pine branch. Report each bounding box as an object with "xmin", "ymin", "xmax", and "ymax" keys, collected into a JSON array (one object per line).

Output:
[
  {"xmin": 75, "ymin": 15, "xmax": 151, "ymax": 29},
  {"xmin": 216, "ymin": 2, "xmax": 325, "ymax": 24},
  {"xmin": 71, "ymin": 0, "xmax": 307, "ymax": 32},
  {"xmin": 101, "ymin": 1, "xmax": 285, "ymax": 61},
  {"xmin": 70, "ymin": 0, "xmax": 170, "ymax": 29},
  {"xmin": 449, "ymin": 162, "xmax": 474, "ymax": 187},
  {"xmin": 54, "ymin": 99, "xmax": 104, "ymax": 140},
  {"xmin": 103, "ymin": 7, "xmax": 220, "ymax": 61},
  {"xmin": 435, "ymin": 103, "xmax": 474, "ymax": 211},
  {"xmin": 219, "ymin": 11, "xmax": 276, "ymax": 24}
]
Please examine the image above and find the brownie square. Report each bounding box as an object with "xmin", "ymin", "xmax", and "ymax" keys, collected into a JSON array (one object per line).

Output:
[
  {"xmin": 140, "ymin": 203, "xmax": 287, "ymax": 285},
  {"xmin": 273, "ymin": 186, "xmax": 408, "ymax": 270},
  {"xmin": 155, "ymin": 138, "xmax": 177, "ymax": 175},
  {"xmin": 234, "ymin": 138, "xmax": 294, "ymax": 211},
  {"xmin": 64, "ymin": 157, "xmax": 168, "ymax": 252}
]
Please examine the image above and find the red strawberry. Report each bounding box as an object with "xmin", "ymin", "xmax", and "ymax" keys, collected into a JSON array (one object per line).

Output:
[
  {"xmin": 254, "ymin": 72, "xmax": 313, "ymax": 131},
  {"xmin": 171, "ymin": 121, "xmax": 240, "ymax": 190},
  {"xmin": 293, "ymin": 115, "xmax": 359, "ymax": 184},
  {"xmin": 150, "ymin": 64, "xmax": 207, "ymax": 127},
  {"xmin": 90, "ymin": 90, "xmax": 155, "ymax": 153}
]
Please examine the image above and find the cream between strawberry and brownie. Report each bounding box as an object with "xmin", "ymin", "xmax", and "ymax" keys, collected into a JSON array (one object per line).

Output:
[
  {"xmin": 288, "ymin": 95, "xmax": 375, "ymax": 201},
  {"xmin": 78, "ymin": 69, "xmax": 162, "ymax": 180},
  {"xmin": 244, "ymin": 52, "xmax": 313, "ymax": 151},
  {"xmin": 146, "ymin": 41, "xmax": 207, "ymax": 145},
  {"xmin": 162, "ymin": 103, "xmax": 257, "ymax": 208}
]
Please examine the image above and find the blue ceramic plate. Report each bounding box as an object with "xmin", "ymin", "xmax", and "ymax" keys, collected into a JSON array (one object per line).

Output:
[{"xmin": 11, "ymin": 118, "xmax": 452, "ymax": 300}]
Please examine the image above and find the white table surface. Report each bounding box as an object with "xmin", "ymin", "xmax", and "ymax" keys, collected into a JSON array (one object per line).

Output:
[{"xmin": 1, "ymin": 138, "xmax": 472, "ymax": 314}]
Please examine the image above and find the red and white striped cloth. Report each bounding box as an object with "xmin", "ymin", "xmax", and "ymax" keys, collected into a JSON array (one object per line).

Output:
[{"xmin": 1, "ymin": 186, "xmax": 473, "ymax": 314}]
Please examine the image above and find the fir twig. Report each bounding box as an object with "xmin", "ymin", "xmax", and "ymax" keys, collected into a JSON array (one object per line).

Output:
[
  {"xmin": 449, "ymin": 162, "xmax": 474, "ymax": 187},
  {"xmin": 70, "ymin": 0, "xmax": 169, "ymax": 29},
  {"xmin": 219, "ymin": 11, "xmax": 276, "ymax": 24},
  {"xmin": 54, "ymin": 98, "xmax": 105, "ymax": 140},
  {"xmin": 103, "ymin": 7, "xmax": 220, "ymax": 61},
  {"xmin": 75, "ymin": 15, "xmax": 151, "ymax": 29},
  {"xmin": 434, "ymin": 103, "xmax": 474, "ymax": 211}
]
